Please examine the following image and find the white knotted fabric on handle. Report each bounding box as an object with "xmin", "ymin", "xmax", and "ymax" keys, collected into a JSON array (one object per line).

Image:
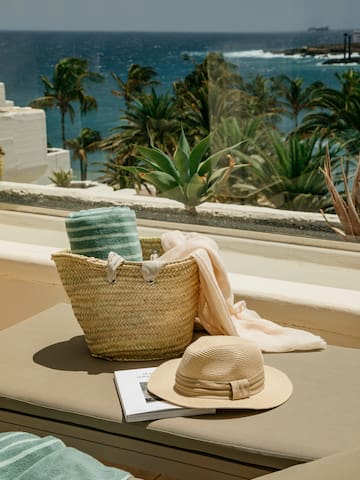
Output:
[{"xmin": 160, "ymin": 231, "xmax": 326, "ymax": 353}]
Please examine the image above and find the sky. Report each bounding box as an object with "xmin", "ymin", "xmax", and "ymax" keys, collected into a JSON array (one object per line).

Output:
[{"xmin": 0, "ymin": 0, "xmax": 359, "ymax": 33}]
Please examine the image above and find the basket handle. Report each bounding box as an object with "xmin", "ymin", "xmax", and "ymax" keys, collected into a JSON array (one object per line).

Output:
[
  {"xmin": 107, "ymin": 251, "xmax": 165, "ymax": 283},
  {"xmin": 141, "ymin": 260, "xmax": 166, "ymax": 283},
  {"xmin": 107, "ymin": 251, "xmax": 125, "ymax": 283}
]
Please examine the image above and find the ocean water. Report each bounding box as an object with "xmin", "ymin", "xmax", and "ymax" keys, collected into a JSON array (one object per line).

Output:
[{"xmin": 0, "ymin": 30, "xmax": 359, "ymax": 178}]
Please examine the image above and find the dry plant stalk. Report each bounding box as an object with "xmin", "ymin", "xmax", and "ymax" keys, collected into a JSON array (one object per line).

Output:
[
  {"xmin": 320, "ymin": 147, "xmax": 360, "ymax": 240},
  {"xmin": 0, "ymin": 146, "xmax": 4, "ymax": 181}
]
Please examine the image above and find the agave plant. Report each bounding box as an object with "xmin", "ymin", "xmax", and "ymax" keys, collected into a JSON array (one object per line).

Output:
[
  {"xmin": 49, "ymin": 169, "xmax": 74, "ymax": 187},
  {"xmin": 321, "ymin": 148, "xmax": 360, "ymax": 240},
  {"xmin": 125, "ymin": 130, "xmax": 241, "ymax": 213},
  {"xmin": 234, "ymin": 131, "xmax": 341, "ymax": 211}
]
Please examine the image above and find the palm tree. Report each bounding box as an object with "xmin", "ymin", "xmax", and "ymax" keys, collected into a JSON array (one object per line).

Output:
[
  {"xmin": 111, "ymin": 64, "xmax": 159, "ymax": 107},
  {"xmin": 299, "ymin": 69, "xmax": 360, "ymax": 139},
  {"xmin": 241, "ymin": 73, "xmax": 279, "ymax": 120},
  {"xmin": 66, "ymin": 127, "xmax": 101, "ymax": 181},
  {"xmin": 125, "ymin": 89, "xmax": 179, "ymax": 152},
  {"xmin": 175, "ymin": 54, "xmax": 277, "ymax": 145},
  {"xmin": 175, "ymin": 84, "xmax": 211, "ymax": 140},
  {"xmin": 103, "ymin": 89, "xmax": 179, "ymax": 155},
  {"xmin": 302, "ymin": 71, "xmax": 359, "ymax": 123},
  {"xmin": 174, "ymin": 52, "xmax": 246, "ymax": 142},
  {"xmin": 299, "ymin": 69, "xmax": 360, "ymax": 180},
  {"xmin": 30, "ymin": 57, "xmax": 104, "ymax": 147},
  {"xmin": 175, "ymin": 83, "xmax": 245, "ymax": 141},
  {"xmin": 99, "ymin": 89, "xmax": 179, "ymax": 189},
  {"xmin": 271, "ymin": 74, "xmax": 323, "ymax": 129},
  {"xmin": 176, "ymin": 52, "xmax": 243, "ymax": 94}
]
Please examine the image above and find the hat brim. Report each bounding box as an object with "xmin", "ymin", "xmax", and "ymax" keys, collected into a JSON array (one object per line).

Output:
[{"xmin": 147, "ymin": 359, "xmax": 292, "ymax": 410}]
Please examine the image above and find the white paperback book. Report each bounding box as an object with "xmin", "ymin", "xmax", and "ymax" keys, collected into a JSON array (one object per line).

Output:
[{"xmin": 114, "ymin": 367, "xmax": 216, "ymax": 422}]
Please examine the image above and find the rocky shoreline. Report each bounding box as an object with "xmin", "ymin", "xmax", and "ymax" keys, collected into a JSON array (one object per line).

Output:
[{"xmin": 279, "ymin": 43, "xmax": 360, "ymax": 64}]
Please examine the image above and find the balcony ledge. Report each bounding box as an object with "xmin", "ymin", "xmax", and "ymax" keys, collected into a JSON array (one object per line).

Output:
[
  {"xmin": 0, "ymin": 182, "xmax": 359, "ymax": 346},
  {"xmin": 0, "ymin": 180, "xmax": 351, "ymax": 245},
  {"xmin": 0, "ymin": 232, "xmax": 359, "ymax": 347}
]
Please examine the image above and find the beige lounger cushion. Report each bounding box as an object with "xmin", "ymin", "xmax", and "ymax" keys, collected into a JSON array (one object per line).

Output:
[
  {"xmin": 256, "ymin": 447, "xmax": 360, "ymax": 479},
  {"xmin": 0, "ymin": 304, "xmax": 359, "ymax": 471}
]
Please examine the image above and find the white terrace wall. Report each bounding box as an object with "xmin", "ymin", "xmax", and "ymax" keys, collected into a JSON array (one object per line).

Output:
[{"xmin": 0, "ymin": 208, "xmax": 359, "ymax": 347}]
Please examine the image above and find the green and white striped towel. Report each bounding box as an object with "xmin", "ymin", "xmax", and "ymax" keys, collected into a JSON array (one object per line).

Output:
[
  {"xmin": 65, "ymin": 206, "xmax": 143, "ymax": 261},
  {"xmin": 0, "ymin": 431, "xmax": 132, "ymax": 480}
]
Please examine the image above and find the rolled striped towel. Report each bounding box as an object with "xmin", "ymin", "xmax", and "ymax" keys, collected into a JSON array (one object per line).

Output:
[{"xmin": 65, "ymin": 206, "xmax": 143, "ymax": 261}]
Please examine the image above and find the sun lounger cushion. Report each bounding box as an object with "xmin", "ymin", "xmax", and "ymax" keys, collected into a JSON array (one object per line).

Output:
[
  {"xmin": 255, "ymin": 447, "xmax": 360, "ymax": 479},
  {"xmin": 0, "ymin": 303, "xmax": 360, "ymax": 472}
]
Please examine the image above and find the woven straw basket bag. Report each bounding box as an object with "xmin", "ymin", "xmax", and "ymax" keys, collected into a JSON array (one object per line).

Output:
[{"xmin": 52, "ymin": 238, "xmax": 199, "ymax": 361}]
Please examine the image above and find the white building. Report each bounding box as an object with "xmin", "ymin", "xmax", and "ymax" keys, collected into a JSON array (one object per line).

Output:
[{"xmin": 0, "ymin": 82, "xmax": 70, "ymax": 184}]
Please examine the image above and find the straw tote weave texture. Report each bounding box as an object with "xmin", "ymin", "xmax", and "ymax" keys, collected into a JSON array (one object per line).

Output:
[{"xmin": 52, "ymin": 238, "xmax": 199, "ymax": 361}]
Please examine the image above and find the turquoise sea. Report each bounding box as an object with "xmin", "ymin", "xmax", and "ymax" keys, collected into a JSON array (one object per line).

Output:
[{"xmin": 0, "ymin": 30, "xmax": 359, "ymax": 178}]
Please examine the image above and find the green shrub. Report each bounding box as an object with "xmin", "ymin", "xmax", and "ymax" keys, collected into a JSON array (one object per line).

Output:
[{"xmin": 49, "ymin": 169, "xmax": 74, "ymax": 187}]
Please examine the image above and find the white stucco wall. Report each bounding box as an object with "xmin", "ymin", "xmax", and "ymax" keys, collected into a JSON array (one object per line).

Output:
[
  {"xmin": 0, "ymin": 83, "xmax": 14, "ymax": 107},
  {"xmin": 353, "ymin": 30, "xmax": 360, "ymax": 43},
  {"xmin": 35, "ymin": 148, "xmax": 71, "ymax": 185},
  {"xmin": 0, "ymin": 209, "xmax": 359, "ymax": 347},
  {"xmin": 0, "ymin": 82, "xmax": 69, "ymax": 183}
]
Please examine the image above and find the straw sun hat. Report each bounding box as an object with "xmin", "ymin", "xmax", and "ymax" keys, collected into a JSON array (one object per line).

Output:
[{"xmin": 147, "ymin": 336, "xmax": 292, "ymax": 409}]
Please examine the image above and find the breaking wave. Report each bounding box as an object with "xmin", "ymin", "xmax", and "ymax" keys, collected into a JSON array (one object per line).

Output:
[{"xmin": 184, "ymin": 49, "xmax": 304, "ymax": 60}]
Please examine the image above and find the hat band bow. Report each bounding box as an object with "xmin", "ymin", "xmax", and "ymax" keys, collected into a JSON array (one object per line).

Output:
[{"xmin": 175, "ymin": 370, "xmax": 264, "ymax": 400}]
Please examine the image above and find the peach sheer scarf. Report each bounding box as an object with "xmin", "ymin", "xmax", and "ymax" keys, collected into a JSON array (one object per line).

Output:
[{"xmin": 160, "ymin": 231, "xmax": 326, "ymax": 352}]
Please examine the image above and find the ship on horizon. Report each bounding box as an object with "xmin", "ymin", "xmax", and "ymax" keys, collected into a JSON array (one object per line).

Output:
[{"xmin": 308, "ymin": 26, "xmax": 330, "ymax": 32}]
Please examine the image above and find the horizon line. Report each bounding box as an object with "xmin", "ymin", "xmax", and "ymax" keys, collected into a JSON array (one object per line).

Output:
[{"xmin": 0, "ymin": 27, "xmax": 356, "ymax": 35}]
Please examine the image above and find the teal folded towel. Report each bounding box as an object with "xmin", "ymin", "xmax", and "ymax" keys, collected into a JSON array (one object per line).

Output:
[
  {"xmin": 0, "ymin": 431, "xmax": 132, "ymax": 480},
  {"xmin": 65, "ymin": 206, "xmax": 143, "ymax": 261}
]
